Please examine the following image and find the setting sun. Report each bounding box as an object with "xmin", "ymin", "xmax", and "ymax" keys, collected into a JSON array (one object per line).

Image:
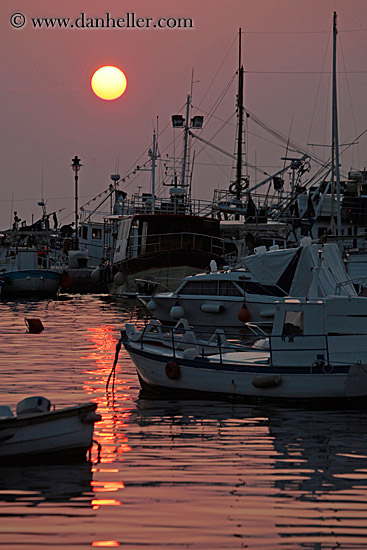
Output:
[{"xmin": 91, "ymin": 66, "xmax": 127, "ymax": 101}]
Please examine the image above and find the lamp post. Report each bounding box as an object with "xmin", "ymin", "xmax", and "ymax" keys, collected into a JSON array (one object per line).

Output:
[{"xmin": 71, "ymin": 155, "xmax": 82, "ymax": 249}]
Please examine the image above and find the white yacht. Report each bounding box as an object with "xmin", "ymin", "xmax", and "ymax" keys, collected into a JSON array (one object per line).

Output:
[{"xmin": 139, "ymin": 241, "xmax": 356, "ymax": 329}]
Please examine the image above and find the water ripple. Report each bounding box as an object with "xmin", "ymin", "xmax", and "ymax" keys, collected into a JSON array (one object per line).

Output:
[{"xmin": 0, "ymin": 296, "xmax": 367, "ymax": 548}]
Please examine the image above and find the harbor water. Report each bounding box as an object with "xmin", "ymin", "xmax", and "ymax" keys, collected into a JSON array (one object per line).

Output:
[{"xmin": 1, "ymin": 295, "xmax": 367, "ymax": 549}]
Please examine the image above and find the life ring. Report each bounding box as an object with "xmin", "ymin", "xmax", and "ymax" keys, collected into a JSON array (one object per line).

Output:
[
  {"xmin": 165, "ymin": 360, "xmax": 180, "ymax": 380},
  {"xmin": 229, "ymin": 180, "xmax": 249, "ymax": 195}
]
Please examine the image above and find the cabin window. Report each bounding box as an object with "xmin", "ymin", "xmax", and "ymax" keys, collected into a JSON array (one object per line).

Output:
[
  {"xmin": 218, "ymin": 281, "xmax": 242, "ymax": 296},
  {"xmin": 92, "ymin": 228, "xmax": 102, "ymax": 240},
  {"xmin": 282, "ymin": 310, "xmax": 304, "ymax": 337},
  {"xmin": 81, "ymin": 226, "xmax": 88, "ymax": 240},
  {"xmin": 179, "ymin": 280, "xmax": 219, "ymax": 295}
]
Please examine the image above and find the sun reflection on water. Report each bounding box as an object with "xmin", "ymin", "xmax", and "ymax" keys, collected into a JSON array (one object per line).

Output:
[
  {"xmin": 82, "ymin": 323, "xmax": 134, "ymax": 464},
  {"xmin": 91, "ymin": 541, "xmax": 120, "ymax": 547}
]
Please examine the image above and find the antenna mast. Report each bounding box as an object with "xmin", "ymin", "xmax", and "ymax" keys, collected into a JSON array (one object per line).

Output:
[
  {"xmin": 235, "ymin": 28, "xmax": 245, "ymax": 203},
  {"xmin": 332, "ymin": 11, "xmax": 342, "ymax": 236}
]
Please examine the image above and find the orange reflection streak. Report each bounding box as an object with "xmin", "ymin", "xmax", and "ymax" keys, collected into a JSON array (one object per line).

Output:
[
  {"xmin": 91, "ymin": 481, "xmax": 125, "ymax": 492},
  {"xmin": 92, "ymin": 542, "xmax": 120, "ymax": 547},
  {"xmin": 92, "ymin": 499, "xmax": 122, "ymax": 510},
  {"xmin": 82, "ymin": 324, "xmax": 134, "ymax": 464}
]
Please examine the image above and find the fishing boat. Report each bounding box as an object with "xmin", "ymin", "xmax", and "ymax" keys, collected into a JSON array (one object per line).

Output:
[
  {"xmin": 0, "ymin": 246, "xmax": 64, "ymax": 298},
  {"xmin": 0, "ymin": 396, "xmax": 101, "ymax": 463},
  {"xmin": 0, "ymin": 202, "xmax": 69, "ymax": 298},
  {"xmin": 122, "ymin": 294, "xmax": 367, "ymax": 407},
  {"xmin": 139, "ymin": 241, "xmax": 356, "ymax": 328}
]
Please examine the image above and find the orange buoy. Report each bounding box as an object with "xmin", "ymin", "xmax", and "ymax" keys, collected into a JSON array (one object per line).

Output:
[
  {"xmin": 25, "ymin": 318, "xmax": 44, "ymax": 334},
  {"xmin": 165, "ymin": 360, "xmax": 180, "ymax": 380},
  {"xmin": 238, "ymin": 305, "xmax": 250, "ymax": 323}
]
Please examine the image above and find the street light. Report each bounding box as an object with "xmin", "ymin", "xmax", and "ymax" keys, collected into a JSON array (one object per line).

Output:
[{"xmin": 71, "ymin": 155, "xmax": 82, "ymax": 249}]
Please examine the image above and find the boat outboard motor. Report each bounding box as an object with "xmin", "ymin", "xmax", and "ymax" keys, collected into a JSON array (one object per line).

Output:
[{"xmin": 16, "ymin": 396, "xmax": 51, "ymax": 416}]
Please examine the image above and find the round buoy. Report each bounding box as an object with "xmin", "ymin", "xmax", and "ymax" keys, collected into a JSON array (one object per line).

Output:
[
  {"xmin": 238, "ymin": 305, "xmax": 250, "ymax": 323},
  {"xmin": 25, "ymin": 318, "xmax": 44, "ymax": 334},
  {"xmin": 165, "ymin": 360, "xmax": 180, "ymax": 380}
]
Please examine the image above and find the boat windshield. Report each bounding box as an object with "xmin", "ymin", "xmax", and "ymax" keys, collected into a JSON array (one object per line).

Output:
[{"xmin": 179, "ymin": 280, "xmax": 242, "ymax": 296}]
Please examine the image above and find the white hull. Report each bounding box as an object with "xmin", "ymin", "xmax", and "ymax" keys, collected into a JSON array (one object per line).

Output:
[
  {"xmin": 0, "ymin": 403, "xmax": 100, "ymax": 461},
  {"xmin": 123, "ymin": 295, "xmax": 367, "ymax": 407},
  {"xmin": 126, "ymin": 344, "xmax": 366, "ymax": 404}
]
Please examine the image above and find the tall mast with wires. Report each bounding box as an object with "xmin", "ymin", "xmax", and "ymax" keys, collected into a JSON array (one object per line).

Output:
[
  {"xmin": 331, "ymin": 11, "xmax": 342, "ymax": 236},
  {"xmin": 235, "ymin": 28, "xmax": 245, "ymax": 204}
]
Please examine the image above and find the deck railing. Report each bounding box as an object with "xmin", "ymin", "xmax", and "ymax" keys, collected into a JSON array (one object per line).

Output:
[
  {"xmin": 136, "ymin": 321, "xmax": 366, "ymax": 371},
  {"xmin": 126, "ymin": 231, "xmax": 226, "ymax": 260}
]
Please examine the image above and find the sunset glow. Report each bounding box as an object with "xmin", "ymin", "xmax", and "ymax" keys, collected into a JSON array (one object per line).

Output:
[{"xmin": 91, "ymin": 66, "xmax": 127, "ymax": 100}]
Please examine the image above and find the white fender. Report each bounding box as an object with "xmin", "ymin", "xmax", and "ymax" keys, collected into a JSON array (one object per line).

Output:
[
  {"xmin": 114, "ymin": 271, "xmax": 124, "ymax": 286},
  {"xmin": 200, "ymin": 303, "xmax": 224, "ymax": 313},
  {"xmin": 91, "ymin": 267, "xmax": 101, "ymax": 282},
  {"xmin": 147, "ymin": 299, "xmax": 157, "ymax": 312},
  {"xmin": 170, "ymin": 305, "xmax": 185, "ymax": 320}
]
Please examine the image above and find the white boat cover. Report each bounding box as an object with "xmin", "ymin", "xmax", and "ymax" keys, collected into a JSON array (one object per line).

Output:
[{"xmin": 241, "ymin": 243, "xmax": 355, "ymax": 297}]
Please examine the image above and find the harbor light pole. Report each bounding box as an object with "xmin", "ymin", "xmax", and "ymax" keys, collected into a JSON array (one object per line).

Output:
[{"xmin": 71, "ymin": 155, "xmax": 82, "ymax": 249}]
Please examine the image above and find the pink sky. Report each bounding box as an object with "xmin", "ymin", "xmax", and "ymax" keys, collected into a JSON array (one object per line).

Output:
[{"xmin": 1, "ymin": 0, "xmax": 367, "ymax": 229}]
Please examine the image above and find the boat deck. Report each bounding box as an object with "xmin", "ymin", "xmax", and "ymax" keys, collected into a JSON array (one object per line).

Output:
[{"xmin": 209, "ymin": 351, "xmax": 270, "ymax": 365}]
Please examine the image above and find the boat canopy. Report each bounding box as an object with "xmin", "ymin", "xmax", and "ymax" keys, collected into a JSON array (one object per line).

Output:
[{"xmin": 241, "ymin": 243, "xmax": 355, "ymax": 297}]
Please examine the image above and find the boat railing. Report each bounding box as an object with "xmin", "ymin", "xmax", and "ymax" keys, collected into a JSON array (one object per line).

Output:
[
  {"xmin": 134, "ymin": 277, "xmax": 185, "ymax": 294},
  {"xmin": 135, "ymin": 320, "xmax": 367, "ymax": 370},
  {"xmin": 137, "ymin": 320, "xmax": 260, "ymax": 358},
  {"xmin": 245, "ymin": 322, "xmax": 269, "ymax": 337},
  {"xmin": 99, "ymin": 195, "xmax": 217, "ymax": 217},
  {"xmin": 335, "ymin": 277, "xmax": 367, "ymax": 295},
  {"xmin": 267, "ymin": 333, "xmax": 330, "ymax": 369},
  {"xmin": 127, "ymin": 231, "xmax": 225, "ymax": 260}
]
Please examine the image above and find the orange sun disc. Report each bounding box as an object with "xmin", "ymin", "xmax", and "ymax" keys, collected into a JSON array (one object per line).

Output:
[{"xmin": 91, "ymin": 66, "xmax": 127, "ymax": 101}]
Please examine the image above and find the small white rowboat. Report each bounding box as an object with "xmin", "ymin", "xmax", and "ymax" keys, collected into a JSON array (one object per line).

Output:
[{"xmin": 0, "ymin": 396, "xmax": 101, "ymax": 463}]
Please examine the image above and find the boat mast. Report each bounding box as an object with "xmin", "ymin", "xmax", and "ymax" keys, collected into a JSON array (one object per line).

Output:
[
  {"xmin": 137, "ymin": 125, "xmax": 159, "ymax": 214},
  {"xmin": 332, "ymin": 11, "xmax": 342, "ymax": 236},
  {"xmin": 181, "ymin": 93, "xmax": 191, "ymax": 190},
  {"xmin": 235, "ymin": 28, "xmax": 244, "ymax": 202},
  {"xmin": 149, "ymin": 128, "xmax": 158, "ymax": 214}
]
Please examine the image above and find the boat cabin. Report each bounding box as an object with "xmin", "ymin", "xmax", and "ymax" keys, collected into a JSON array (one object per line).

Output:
[
  {"xmin": 113, "ymin": 214, "xmax": 223, "ymax": 264},
  {"xmin": 0, "ymin": 247, "xmax": 44, "ymax": 271},
  {"xmin": 271, "ymin": 296, "xmax": 367, "ymax": 367}
]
